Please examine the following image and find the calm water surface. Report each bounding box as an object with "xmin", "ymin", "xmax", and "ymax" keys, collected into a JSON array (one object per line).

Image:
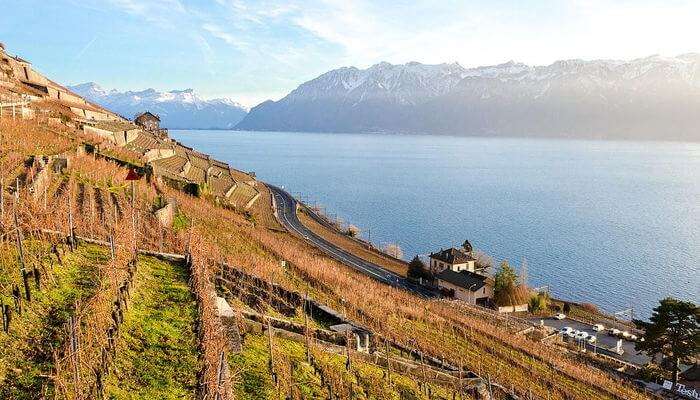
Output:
[{"xmin": 171, "ymin": 130, "xmax": 700, "ymax": 318}]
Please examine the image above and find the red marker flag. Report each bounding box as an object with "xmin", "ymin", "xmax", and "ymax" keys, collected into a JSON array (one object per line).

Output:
[{"xmin": 125, "ymin": 168, "xmax": 140, "ymax": 181}]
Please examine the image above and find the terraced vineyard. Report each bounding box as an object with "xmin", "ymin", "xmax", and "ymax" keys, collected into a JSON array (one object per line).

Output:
[{"xmin": 1, "ymin": 107, "xmax": 652, "ymax": 400}]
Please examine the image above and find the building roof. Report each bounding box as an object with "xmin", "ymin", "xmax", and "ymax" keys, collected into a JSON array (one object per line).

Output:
[
  {"xmin": 430, "ymin": 247, "xmax": 475, "ymax": 264},
  {"xmin": 90, "ymin": 120, "xmax": 139, "ymax": 133},
  {"xmin": 135, "ymin": 111, "xmax": 160, "ymax": 121},
  {"xmin": 437, "ymin": 269, "xmax": 488, "ymax": 291}
]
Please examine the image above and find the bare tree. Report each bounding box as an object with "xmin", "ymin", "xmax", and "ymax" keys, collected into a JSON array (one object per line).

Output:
[
  {"xmin": 473, "ymin": 249, "xmax": 494, "ymax": 270},
  {"xmin": 519, "ymin": 258, "xmax": 528, "ymax": 286},
  {"xmin": 382, "ymin": 243, "xmax": 403, "ymax": 259}
]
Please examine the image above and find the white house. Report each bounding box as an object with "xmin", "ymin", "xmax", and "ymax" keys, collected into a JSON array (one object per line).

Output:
[
  {"xmin": 428, "ymin": 240, "xmax": 476, "ymax": 275},
  {"xmin": 436, "ymin": 269, "xmax": 493, "ymax": 306}
]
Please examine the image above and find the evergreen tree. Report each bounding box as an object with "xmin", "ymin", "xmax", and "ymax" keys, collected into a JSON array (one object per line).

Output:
[
  {"xmin": 494, "ymin": 260, "xmax": 518, "ymax": 293},
  {"xmin": 634, "ymin": 297, "xmax": 699, "ymax": 384},
  {"xmin": 407, "ymin": 256, "xmax": 431, "ymax": 280}
]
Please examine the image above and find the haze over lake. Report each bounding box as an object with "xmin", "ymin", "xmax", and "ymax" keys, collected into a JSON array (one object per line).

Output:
[{"xmin": 172, "ymin": 130, "xmax": 700, "ymax": 318}]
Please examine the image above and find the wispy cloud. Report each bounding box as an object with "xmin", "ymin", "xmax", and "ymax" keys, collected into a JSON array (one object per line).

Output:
[
  {"xmin": 108, "ymin": 0, "xmax": 187, "ymax": 29},
  {"xmin": 55, "ymin": 0, "xmax": 700, "ymax": 106},
  {"xmin": 202, "ymin": 23, "xmax": 249, "ymax": 49},
  {"xmin": 74, "ymin": 35, "xmax": 98, "ymax": 61}
]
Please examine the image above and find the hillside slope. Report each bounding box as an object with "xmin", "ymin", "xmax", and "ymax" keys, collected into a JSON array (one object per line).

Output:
[
  {"xmin": 1, "ymin": 45, "xmax": 653, "ymax": 400},
  {"xmin": 236, "ymin": 55, "xmax": 700, "ymax": 141}
]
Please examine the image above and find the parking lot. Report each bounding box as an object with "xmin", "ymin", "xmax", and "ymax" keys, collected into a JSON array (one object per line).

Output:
[{"xmin": 530, "ymin": 316, "xmax": 651, "ymax": 365}]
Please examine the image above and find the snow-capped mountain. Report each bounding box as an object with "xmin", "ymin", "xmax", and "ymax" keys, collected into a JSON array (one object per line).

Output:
[
  {"xmin": 236, "ymin": 54, "xmax": 700, "ymax": 141},
  {"xmin": 69, "ymin": 83, "xmax": 248, "ymax": 129}
]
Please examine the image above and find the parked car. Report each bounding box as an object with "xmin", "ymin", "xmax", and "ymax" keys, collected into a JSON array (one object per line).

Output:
[
  {"xmin": 629, "ymin": 334, "xmax": 638, "ymax": 341},
  {"xmin": 592, "ymin": 324, "xmax": 605, "ymax": 332},
  {"xmin": 575, "ymin": 331, "xmax": 589, "ymax": 340},
  {"xmin": 560, "ymin": 327, "xmax": 574, "ymax": 336},
  {"xmin": 554, "ymin": 313, "xmax": 566, "ymax": 320},
  {"xmin": 588, "ymin": 336, "xmax": 597, "ymax": 344},
  {"xmin": 622, "ymin": 331, "xmax": 632, "ymax": 339},
  {"xmin": 609, "ymin": 328, "xmax": 621, "ymax": 336}
]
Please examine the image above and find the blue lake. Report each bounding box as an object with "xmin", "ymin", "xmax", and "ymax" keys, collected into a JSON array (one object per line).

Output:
[{"xmin": 171, "ymin": 130, "xmax": 700, "ymax": 318}]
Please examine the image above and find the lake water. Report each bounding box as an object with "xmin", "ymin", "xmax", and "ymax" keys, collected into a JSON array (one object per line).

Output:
[{"xmin": 171, "ymin": 130, "xmax": 700, "ymax": 318}]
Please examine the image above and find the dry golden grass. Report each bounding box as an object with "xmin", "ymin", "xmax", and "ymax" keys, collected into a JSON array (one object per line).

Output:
[
  {"xmin": 297, "ymin": 206, "xmax": 408, "ymax": 276},
  {"xmin": 172, "ymin": 186, "xmax": 648, "ymax": 400},
  {"xmin": 249, "ymin": 182, "xmax": 284, "ymax": 231}
]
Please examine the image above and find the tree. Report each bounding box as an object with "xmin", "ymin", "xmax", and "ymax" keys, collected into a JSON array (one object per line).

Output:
[
  {"xmin": 633, "ymin": 297, "xmax": 699, "ymax": 384},
  {"xmin": 382, "ymin": 243, "xmax": 403, "ymax": 259},
  {"xmin": 473, "ymin": 249, "xmax": 494, "ymax": 271},
  {"xmin": 494, "ymin": 260, "xmax": 518, "ymax": 294},
  {"xmin": 407, "ymin": 256, "xmax": 431, "ymax": 280}
]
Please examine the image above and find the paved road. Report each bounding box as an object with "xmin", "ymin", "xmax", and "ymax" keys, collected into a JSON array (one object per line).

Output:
[{"xmin": 268, "ymin": 185, "xmax": 435, "ymax": 298}]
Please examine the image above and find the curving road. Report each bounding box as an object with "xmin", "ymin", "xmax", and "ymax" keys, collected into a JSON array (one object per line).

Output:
[{"xmin": 268, "ymin": 185, "xmax": 435, "ymax": 298}]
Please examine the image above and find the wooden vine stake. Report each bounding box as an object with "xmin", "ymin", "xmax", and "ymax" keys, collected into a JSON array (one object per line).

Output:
[
  {"xmin": 267, "ymin": 317, "xmax": 275, "ymax": 382},
  {"xmin": 67, "ymin": 187, "xmax": 75, "ymax": 251},
  {"xmin": 0, "ymin": 178, "xmax": 4, "ymax": 221},
  {"xmin": 384, "ymin": 339, "xmax": 391, "ymax": 383},
  {"xmin": 215, "ymin": 350, "xmax": 225, "ymax": 400},
  {"xmin": 458, "ymin": 357, "xmax": 463, "ymax": 398},
  {"xmin": 109, "ymin": 234, "xmax": 115, "ymax": 261},
  {"xmin": 345, "ymin": 330, "xmax": 351, "ymax": 371},
  {"xmin": 304, "ymin": 292, "xmax": 311, "ymax": 364},
  {"xmin": 69, "ymin": 314, "xmax": 81, "ymax": 398},
  {"xmin": 14, "ymin": 209, "xmax": 31, "ymax": 301}
]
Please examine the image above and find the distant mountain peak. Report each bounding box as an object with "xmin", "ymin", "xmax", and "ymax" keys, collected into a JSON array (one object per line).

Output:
[
  {"xmin": 236, "ymin": 53, "xmax": 700, "ymax": 142},
  {"xmin": 69, "ymin": 83, "xmax": 248, "ymax": 129}
]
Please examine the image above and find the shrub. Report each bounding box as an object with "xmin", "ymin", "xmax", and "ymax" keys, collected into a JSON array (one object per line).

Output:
[
  {"xmin": 580, "ymin": 303, "xmax": 599, "ymax": 313},
  {"xmin": 529, "ymin": 292, "xmax": 549, "ymax": 314},
  {"xmin": 346, "ymin": 224, "xmax": 360, "ymax": 237}
]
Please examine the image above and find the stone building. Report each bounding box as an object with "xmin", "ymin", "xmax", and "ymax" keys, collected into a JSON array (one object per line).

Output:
[{"xmin": 135, "ymin": 111, "xmax": 168, "ymax": 139}]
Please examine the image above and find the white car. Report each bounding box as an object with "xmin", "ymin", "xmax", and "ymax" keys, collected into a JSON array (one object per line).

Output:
[
  {"xmin": 554, "ymin": 313, "xmax": 566, "ymax": 320},
  {"xmin": 560, "ymin": 327, "xmax": 574, "ymax": 336},
  {"xmin": 575, "ymin": 331, "xmax": 589, "ymax": 340},
  {"xmin": 568, "ymin": 329, "xmax": 579, "ymax": 338},
  {"xmin": 592, "ymin": 324, "xmax": 605, "ymax": 332},
  {"xmin": 609, "ymin": 328, "xmax": 621, "ymax": 336},
  {"xmin": 622, "ymin": 331, "xmax": 632, "ymax": 339},
  {"xmin": 629, "ymin": 334, "xmax": 638, "ymax": 341},
  {"xmin": 587, "ymin": 336, "xmax": 597, "ymax": 344}
]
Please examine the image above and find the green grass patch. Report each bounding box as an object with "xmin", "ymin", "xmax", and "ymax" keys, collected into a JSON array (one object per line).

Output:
[
  {"xmin": 104, "ymin": 256, "xmax": 198, "ymax": 400},
  {"xmin": 0, "ymin": 243, "xmax": 109, "ymax": 399},
  {"xmin": 229, "ymin": 332, "xmax": 454, "ymax": 400}
]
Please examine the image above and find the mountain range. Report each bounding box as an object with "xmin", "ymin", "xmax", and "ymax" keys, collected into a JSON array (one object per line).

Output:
[
  {"xmin": 236, "ymin": 54, "xmax": 700, "ymax": 141},
  {"xmin": 69, "ymin": 83, "xmax": 248, "ymax": 130}
]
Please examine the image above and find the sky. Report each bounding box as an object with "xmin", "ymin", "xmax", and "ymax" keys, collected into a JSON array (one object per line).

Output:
[{"xmin": 1, "ymin": 0, "xmax": 699, "ymax": 107}]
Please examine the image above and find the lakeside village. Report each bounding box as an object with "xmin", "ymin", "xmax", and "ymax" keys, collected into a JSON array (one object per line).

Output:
[
  {"xmin": 311, "ymin": 218, "xmax": 699, "ymax": 397},
  {"xmin": 2, "ymin": 42, "xmax": 698, "ymax": 399}
]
